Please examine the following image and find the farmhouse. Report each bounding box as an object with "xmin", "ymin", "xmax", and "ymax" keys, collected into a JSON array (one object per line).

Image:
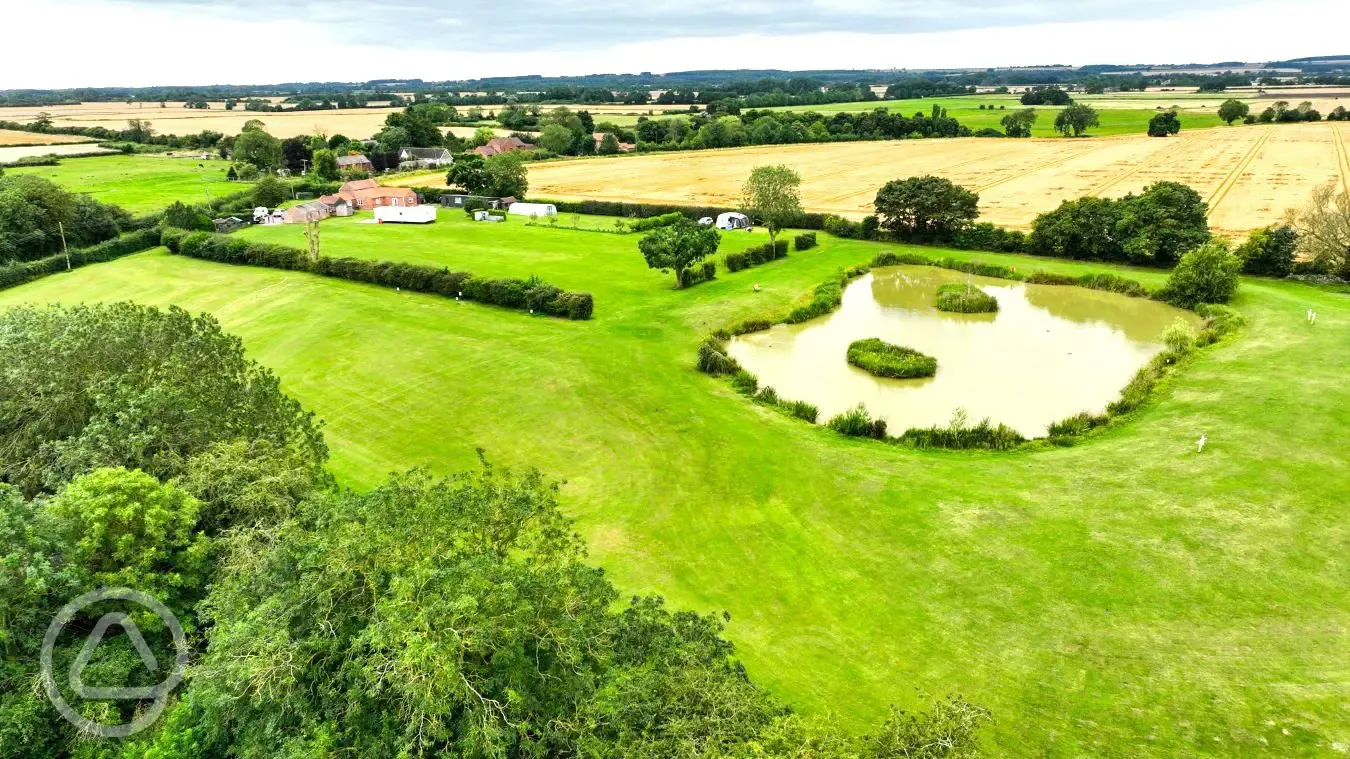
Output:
[
  {"xmin": 474, "ymin": 136, "xmax": 536, "ymax": 157},
  {"xmin": 336, "ymin": 154, "xmax": 374, "ymax": 173},
  {"xmin": 398, "ymin": 147, "xmax": 454, "ymax": 169},
  {"xmin": 331, "ymin": 179, "xmax": 419, "ymax": 210}
]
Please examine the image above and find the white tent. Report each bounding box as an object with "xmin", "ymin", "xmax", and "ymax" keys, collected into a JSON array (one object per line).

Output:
[
  {"xmin": 716, "ymin": 212, "xmax": 751, "ymax": 230},
  {"xmin": 508, "ymin": 202, "xmax": 558, "ymax": 218}
]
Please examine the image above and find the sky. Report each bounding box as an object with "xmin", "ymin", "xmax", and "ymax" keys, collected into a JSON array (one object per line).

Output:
[{"xmin": 2, "ymin": 0, "xmax": 1347, "ymax": 89}]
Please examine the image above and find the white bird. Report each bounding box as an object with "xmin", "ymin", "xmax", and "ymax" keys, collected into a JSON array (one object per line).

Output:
[{"xmin": 1196, "ymin": 434, "xmax": 1208, "ymax": 453}]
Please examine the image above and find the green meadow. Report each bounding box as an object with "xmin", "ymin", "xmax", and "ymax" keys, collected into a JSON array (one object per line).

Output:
[
  {"xmin": 4, "ymin": 209, "xmax": 1348, "ymax": 756},
  {"xmin": 5, "ymin": 153, "xmax": 242, "ymax": 213},
  {"xmin": 763, "ymin": 94, "xmax": 1232, "ymax": 137}
]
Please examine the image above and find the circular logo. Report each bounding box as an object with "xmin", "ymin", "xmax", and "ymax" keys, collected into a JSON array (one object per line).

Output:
[{"xmin": 40, "ymin": 588, "xmax": 189, "ymax": 738}]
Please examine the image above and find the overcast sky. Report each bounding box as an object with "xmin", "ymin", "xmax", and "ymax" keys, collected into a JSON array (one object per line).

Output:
[{"xmin": 3, "ymin": 0, "xmax": 1346, "ymax": 89}]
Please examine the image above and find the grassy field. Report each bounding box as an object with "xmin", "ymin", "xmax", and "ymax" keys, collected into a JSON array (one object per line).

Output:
[
  {"xmin": 5, "ymin": 153, "xmax": 245, "ymax": 213},
  {"xmin": 3, "ymin": 213, "xmax": 1348, "ymax": 756},
  {"xmin": 760, "ymin": 94, "xmax": 1231, "ymax": 137}
]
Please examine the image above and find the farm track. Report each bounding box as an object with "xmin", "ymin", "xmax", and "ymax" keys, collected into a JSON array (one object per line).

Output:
[
  {"xmin": 1205, "ymin": 128, "xmax": 1273, "ymax": 214},
  {"xmin": 1085, "ymin": 138, "xmax": 1194, "ymax": 197},
  {"xmin": 1333, "ymin": 124, "xmax": 1350, "ymax": 196}
]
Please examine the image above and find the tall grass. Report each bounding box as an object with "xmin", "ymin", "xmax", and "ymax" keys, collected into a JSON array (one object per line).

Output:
[
  {"xmin": 936, "ymin": 283, "xmax": 999, "ymax": 314},
  {"xmin": 847, "ymin": 338, "xmax": 937, "ymax": 379}
]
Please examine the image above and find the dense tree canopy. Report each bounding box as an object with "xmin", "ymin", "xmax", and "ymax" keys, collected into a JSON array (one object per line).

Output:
[
  {"xmin": 1028, "ymin": 182, "xmax": 1210, "ymax": 266},
  {"xmin": 1287, "ymin": 182, "xmax": 1350, "ymax": 278},
  {"xmin": 1147, "ymin": 109, "xmax": 1182, "ymax": 137},
  {"xmin": 1000, "ymin": 108, "xmax": 1037, "ymax": 137},
  {"xmin": 0, "ymin": 303, "xmax": 327, "ymax": 497},
  {"xmin": 0, "ymin": 175, "xmax": 130, "ymax": 263},
  {"xmin": 873, "ymin": 176, "xmax": 980, "ymax": 241},
  {"xmin": 1236, "ymin": 224, "xmax": 1298, "ymax": 277},
  {"xmin": 1218, "ymin": 99, "xmax": 1250, "ymax": 125}
]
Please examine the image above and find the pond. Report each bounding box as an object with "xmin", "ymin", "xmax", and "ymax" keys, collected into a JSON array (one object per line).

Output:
[{"xmin": 727, "ymin": 266, "xmax": 1198, "ymax": 438}]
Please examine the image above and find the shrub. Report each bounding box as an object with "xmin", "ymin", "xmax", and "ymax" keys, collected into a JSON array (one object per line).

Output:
[
  {"xmin": 696, "ymin": 336, "xmax": 739, "ymax": 375},
  {"xmin": 1160, "ymin": 318, "xmax": 1196, "ymax": 357},
  {"xmin": 160, "ymin": 226, "xmax": 189, "ymax": 253},
  {"xmin": 782, "ymin": 399, "xmax": 819, "ymax": 423},
  {"xmin": 827, "ymin": 403, "xmax": 888, "ymax": 439},
  {"xmin": 1046, "ymin": 411, "xmax": 1109, "ymax": 440},
  {"xmin": 793, "ymin": 232, "xmax": 817, "ymax": 251},
  {"xmin": 726, "ymin": 240, "xmax": 789, "ymax": 272},
  {"xmin": 823, "ymin": 214, "xmax": 864, "ymax": 239},
  {"xmin": 1158, "ymin": 242, "xmax": 1242, "ymax": 308},
  {"xmin": 1235, "ymin": 225, "xmax": 1297, "ymax": 277},
  {"xmin": 785, "ymin": 278, "xmax": 844, "ymax": 323},
  {"xmin": 871, "ymin": 250, "xmax": 931, "ymax": 268},
  {"xmin": 936, "ymin": 283, "xmax": 999, "ymax": 313},
  {"xmin": 730, "ymin": 370, "xmax": 759, "ymax": 395},
  {"xmin": 1194, "ymin": 303, "xmax": 1245, "ymax": 345},
  {"xmin": 846, "ymin": 338, "xmax": 937, "ymax": 379},
  {"xmin": 950, "ymin": 222, "xmax": 1026, "ymax": 253},
  {"xmin": 627, "ymin": 212, "xmax": 684, "ymax": 233},
  {"xmin": 896, "ymin": 408, "xmax": 1024, "ymax": 450}
]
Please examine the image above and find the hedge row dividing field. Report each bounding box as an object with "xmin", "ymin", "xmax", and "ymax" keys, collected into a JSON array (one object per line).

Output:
[{"xmin": 3, "ymin": 212, "xmax": 1349, "ymax": 757}]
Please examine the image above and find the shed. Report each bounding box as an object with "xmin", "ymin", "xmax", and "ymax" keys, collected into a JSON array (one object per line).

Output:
[
  {"xmin": 716, "ymin": 212, "xmax": 751, "ymax": 231},
  {"xmin": 508, "ymin": 202, "xmax": 557, "ymax": 218}
]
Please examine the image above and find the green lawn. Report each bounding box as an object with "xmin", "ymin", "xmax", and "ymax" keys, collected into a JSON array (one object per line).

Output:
[
  {"xmin": 6, "ymin": 153, "xmax": 245, "ymax": 213},
  {"xmin": 763, "ymin": 94, "xmax": 1232, "ymax": 137},
  {"xmin": 3, "ymin": 214, "xmax": 1348, "ymax": 757}
]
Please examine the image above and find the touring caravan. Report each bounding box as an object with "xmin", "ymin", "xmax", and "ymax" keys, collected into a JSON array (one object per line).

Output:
[{"xmin": 375, "ymin": 206, "xmax": 437, "ymax": 224}]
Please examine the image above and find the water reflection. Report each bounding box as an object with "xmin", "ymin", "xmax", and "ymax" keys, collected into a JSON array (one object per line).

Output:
[{"xmin": 727, "ymin": 266, "xmax": 1198, "ymax": 438}]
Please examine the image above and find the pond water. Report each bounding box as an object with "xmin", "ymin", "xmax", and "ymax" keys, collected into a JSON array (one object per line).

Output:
[{"xmin": 727, "ymin": 266, "xmax": 1198, "ymax": 438}]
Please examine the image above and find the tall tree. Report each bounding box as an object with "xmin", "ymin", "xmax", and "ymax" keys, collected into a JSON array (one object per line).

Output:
[
  {"xmin": 1217, "ymin": 99, "xmax": 1250, "ymax": 125},
  {"xmin": 1054, "ymin": 104, "xmax": 1099, "ymax": 137},
  {"xmin": 1147, "ymin": 110, "xmax": 1182, "ymax": 137},
  {"xmin": 638, "ymin": 218, "xmax": 721, "ymax": 288},
  {"xmin": 1286, "ymin": 182, "xmax": 1350, "ymax": 278},
  {"xmin": 482, "ymin": 151, "xmax": 529, "ymax": 198},
  {"xmin": 741, "ymin": 165, "xmax": 802, "ymax": 251},
  {"xmin": 1000, "ymin": 108, "xmax": 1037, "ymax": 137}
]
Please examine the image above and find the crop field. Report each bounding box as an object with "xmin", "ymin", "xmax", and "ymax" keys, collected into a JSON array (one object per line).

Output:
[
  {"xmin": 0, "ymin": 100, "xmax": 406, "ymax": 139},
  {"xmin": 3, "ymin": 211, "xmax": 1348, "ymax": 756},
  {"xmin": 4, "ymin": 153, "xmax": 243, "ymax": 213},
  {"xmin": 0, "ymin": 128, "xmax": 97, "ymax": 147},
  {"xmin": 526, "ymin": 122, "xmax": 1350, "ymax": 236}
]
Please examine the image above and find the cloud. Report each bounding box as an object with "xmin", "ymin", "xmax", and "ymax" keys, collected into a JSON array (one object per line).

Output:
[
  {"xmin": 94, "ymin": 0, "xmax": 1241, "ymax": 54},
  {"xmin": 0, "ymin": 0, "xmax": 1344, "ymax": 88}
]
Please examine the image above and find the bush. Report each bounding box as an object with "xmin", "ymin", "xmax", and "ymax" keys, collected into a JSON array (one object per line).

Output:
[
  {"xmin": 1194, "ymin": 303, "xmax": 1245, "ymax": 345},
  {"xmin": 1046, "ymin": 411, "xmax": 1109, "ymax": 440},
  {"xmin": 827, "ymin": 403, "xmax": 888, "ymax": 439},
  {"xmin": 725, "ymin": 240, "xmax": 788, "ymax": 273},
  {"xmin": 950, "ymin": 222, "xmax": 1026, "ymax": 253},
  {"xmin": 677, "ymin": 260, "xmax": 718, "ymax": 288},
  {"xmin": 846, "ymin": 338, "xmax": 937, "ymax": 379},
  {"xmin": 172, "ymin": 233, "xmax": 594, "ymax": 319},
  {"xmin": 785, "ymin": 276, "xmax": 846, "ymax": 323},
  {"xmin": 730, "ymin": 370, "xmax": 759, "ymax": 395},
  {"xmin": 793, "ymin": 232, "xmax": 817, "ymax": 251},
  {"xmin": 1160, "ymin": 318, "xmax": 1196, "ymax": 357},
  {"xmin": 1158, "ymin": 242, "xmax": 1242, "ymax": 308},
  {"xmin": 1236, "ymin": 225, "xmax": 1297, "ymax": 277},
  {"xmin": 696, "ymin": 336, "xmax": 740, "ymax": 375},
  {"xmin": 936, "ymin": 283, "xmax": 999, "ymax": 313},
  {"xmin": 782, "ymin": 399, "xmax": 819, "ymax": 423},
  {"xmin": 896, "ymin": 408, "xmax": 1024, "ymax": 450},
  {"xmin": 628, "ymin": 212, "xmax": 684, "ymax": 233},
  {"xmin": 160, "ymin": 226, "xmax": 189, "ymax": 253}
]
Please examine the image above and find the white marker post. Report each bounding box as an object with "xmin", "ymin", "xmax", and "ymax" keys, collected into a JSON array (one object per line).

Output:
[{"xmin": 1196, "ymin": 434, "xmax": 1208, "ymax": 454}]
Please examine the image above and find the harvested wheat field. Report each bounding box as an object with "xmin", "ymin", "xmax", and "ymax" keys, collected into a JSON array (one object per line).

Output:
[
  {"xmin": 2, "ymin": 101, "xmax": 405, "ymax": 139},
  {"xmin": 526, "ymin": 122, "xmax": 1350, "ymax": 236},
  {"xmin": 0, "ymin": 129, "xmax": 97, "ymax": 147}
]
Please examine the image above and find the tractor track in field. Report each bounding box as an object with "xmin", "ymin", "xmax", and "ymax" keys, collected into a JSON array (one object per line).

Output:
[
  {"xmin": 1332, "ymin": 124, "xmax": 1350, "ymax": 196},
  {"xmin": 970, "ymin": 142, "xmax": 1098, "ymax": 193},
  {"xmin": 1086, "ymin": 137, "xmax": 1196, "ymax": 197},
  {"xmin": 1205, "ymin": 127, "xmax": 1273, "ymax": 215},
  {"xmin": 809, "ymin": 146, "xmax": 1028, "ymax": 207}
]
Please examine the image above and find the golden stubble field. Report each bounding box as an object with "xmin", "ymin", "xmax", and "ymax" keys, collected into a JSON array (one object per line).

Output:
[
  {"xmin": 0, "ymin": 101, "xmax": 404, "ymax": 140},
  {"xmin": 0, "ymin": 129, "xmax": 98, "ymax": 147},
  {"xmin": 524, "ymin": 123, "xmax": 1350, "ymax": 235}
]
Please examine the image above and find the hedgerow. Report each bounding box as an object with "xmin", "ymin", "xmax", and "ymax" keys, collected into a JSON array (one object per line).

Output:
[
  {"xmin": 173, "ymin": 233, "xmax": 594, "ymax": 319},
  {"xmin": 725, "ymin": 240, "xmax": 788, "ymax": 273},
  {"xmin": 0, "ymin": 228, "xmax": 161, "ymax": 292}
]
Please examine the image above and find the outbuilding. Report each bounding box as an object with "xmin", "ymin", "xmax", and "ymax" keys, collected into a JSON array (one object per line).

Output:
[
  {"xmin": 716, "ymin": 212, "xmax": 751, "ymax": 230},
  {"xmin": 507, "ymin": 202, "xmax": 558, "ymax": 219}
]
